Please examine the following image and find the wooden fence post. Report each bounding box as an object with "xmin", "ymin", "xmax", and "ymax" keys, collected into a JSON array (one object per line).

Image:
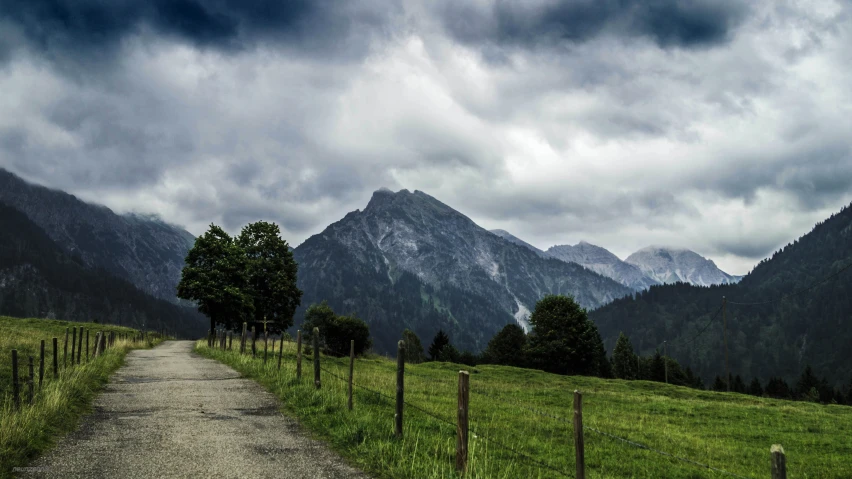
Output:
[
  {"xmin": 264, "ymin": 330, "xmax": 269, "ymax": 364},
  {"xmin": 240, "ymin": 322, "xmax": 247, "ymax": 354},
  {"xmin": 456, "ymin": 370, "xmax": 470, "ymax": 472},
  {"xmin": 277, "ymin": 335, "xmax": 284, "ymax": 370},
  {"xmin": 52, "ymin": 338, "xmax": 58, "ymax": 379},
  {"xmin": 228, "ymin": 332, "xmax": 233, "ymax": 351},
  {"xmin": 771, "ymin": 444, "xmax": 786, "ymax": 479},
  {"xmin": 39, "ymin": 340, "xmax": 45, "ymax": 389},
  {"xmin": 63, "ymin": 327, "xmax": 69, "ymax": 368},
  {"xmin": 395, "ymin": 340, "xmax": 405, "ymax": 438},
  {"xmin": 313, "ymin": 328, "xmax": 320, "ymax": 389},
  {"xmin": 86, "ymin": 330, "xmax": 89, "ymax": 361},
  {"xmin": 92, "ymin": 332, "xmax": 99, "ymax": 358},
  {"xmin": 296, "ymin": 330, "xmax": 302, "ymax": 380},
  {"xmin": 251, "ymin": 327, "xmax": 257, "ymax": 357},
  {"xmin": 348, "ymin": 340, "xmax": 355, "ymax": 411},
  {"xmin": 574, "ymin": 390, "xmax": 585, "ymax": 479},
  {"xmin": 12, "ymin": 349, "xmax": 20, "ymax": 410},
  {"xmin": 71, "ymin": 327, "xmax": 77, "ymax": 367},
  {"xmin": 77, "ymin": 327, "xmax": 83, "ymax": 364},
  {"xmin": 27, "ymin": 356, "xmax": 34, "ymax": 405}
]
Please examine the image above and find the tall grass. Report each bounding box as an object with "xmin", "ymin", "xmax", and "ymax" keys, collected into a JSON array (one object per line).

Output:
[
  {"xmin": 198, "ymin": 339, "xmax": 852, "ymax": 479},
  {"xmin": 0, "ymin": 316, "xmax": 160, "ymax": 477}
]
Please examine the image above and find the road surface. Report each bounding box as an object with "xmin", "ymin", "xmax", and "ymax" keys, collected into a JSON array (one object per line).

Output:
[{"xmin": 19, "ymin": 341, "xmax": 368, "ymax": 479}]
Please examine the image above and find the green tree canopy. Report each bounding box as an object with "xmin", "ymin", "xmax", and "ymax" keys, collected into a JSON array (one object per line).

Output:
[
  {"xmin": 482, "ymin": 323, "xmax": 527, "ymax": 367},
  {"xmin": 177, "ymin": 224, "xmax": 253, "ymax": 337},
  {"xmin": 611, "ymin": 332, "xmax": 638, "ymax": 380},
  {"xmin": 525, "ymin": 295, "xmax": 606, "ymax": 376},
  {"xmin": 428, "ymin": 330, "xmax": 450, "ymax": 361},
  {"xmin": 302, "ymin": 302, "xmax": 372, "ymax": 356},
  {"xmin": 402, "ymin": 329, "xmax": 425, "ymax": 364},
  {"xmin": 303, "ymin": 301, "xmax": 337, "ymax": 344},
  {"xmin": 237, "ymin": 221, "xmax": 301, "ymax": 332}
]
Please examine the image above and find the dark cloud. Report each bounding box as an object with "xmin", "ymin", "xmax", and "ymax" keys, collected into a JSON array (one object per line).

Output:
[
  {"xmin": 438, "ymin": 0, "xmax": 750, "ymax": 51},
  {"xmin": 695, "ymin": 141, "xmax": 852, "ymax": 209},
  {"xmin": 0, "ymin": 0, "xmax": 397, "ymax": 67}
]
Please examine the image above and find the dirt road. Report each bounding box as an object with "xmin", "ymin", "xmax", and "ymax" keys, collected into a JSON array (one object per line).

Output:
[{"xmin": 19, "ymin": 341, "xmax": 368, "ymax": 478}]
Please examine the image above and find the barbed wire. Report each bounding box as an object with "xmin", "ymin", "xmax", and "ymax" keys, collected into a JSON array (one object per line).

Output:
[
  {"xmin": 471, "ymin": 388, "xmax": 571, "ymax": 425},
  {"xmin": 585, "ymin": 424, "xmax": 751, "ymax": 479},
  {"xmin": 468, "ymin": 425, "xmax": 572, "ymax": 477}
]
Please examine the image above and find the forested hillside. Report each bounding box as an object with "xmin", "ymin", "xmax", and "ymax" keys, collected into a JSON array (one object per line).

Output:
[
  {"xmin": 591, "ymin": 203, "xmax": 852, "ymax": 386},
  {"xmin": 0, "ymin": 169, "xmax": 195, "ymax": 301},
  {"xmin": 0, "ymin": 203, "xmax": 205, "ymax": 337}
]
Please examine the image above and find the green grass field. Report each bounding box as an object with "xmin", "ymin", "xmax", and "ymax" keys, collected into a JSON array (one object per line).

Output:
[
  {"xmin": 198, "ymin": 338, "xmax": 852, "ymax": 479},
  {"xmin": 0, "ymin": 316, "xmax": 159, "ymax": 477}
]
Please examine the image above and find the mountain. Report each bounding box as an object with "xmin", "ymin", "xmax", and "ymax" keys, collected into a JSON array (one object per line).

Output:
[
  {"xmin": 0, "ymin": 169, "xmax": 195, "ymax": 302},
  {"xmin": 590, "ymin": 203, "xmax": 852, "ymax": 386},
  {"xmin": 489, "ymin": 229, "xmax": 548, "ymax": 257},
  {"xmin": 293, "ymin": 188, "xmax": 632, "ymax": 354},
  {"xmin": 547, "ymin": 242, "xmax": 660, "ymax": 291},
  {"xmin": 0, "ymin": 202, "xmax": 206, "ymax": 337},
  {"xmin": 625, "ymin": 246, "xmax": 742, "ymax": 287}
]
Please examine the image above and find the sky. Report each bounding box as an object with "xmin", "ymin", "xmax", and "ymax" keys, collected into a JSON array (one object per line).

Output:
[{"xmin": 1, "ymin": 0, "xmax": 851, "ymax": 276}]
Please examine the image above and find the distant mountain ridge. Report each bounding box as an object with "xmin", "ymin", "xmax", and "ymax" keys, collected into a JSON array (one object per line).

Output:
[
  {"xmin": 625, "ymin": 246, "xmax": 742, "ymax": 286},
  {"xmin": 0, "ymin": 169, "xmax": 195, "ymax": 301},
  {"xmin": 547, "ymin": 242, "xmax": 660, "ymax": 291},
  {"xmin": 294, "ymin": 188, "xmax": 632, "ymax": 354},
  {"xmin": 489, "ymin": 227, "xmax": 738, "ymax": 291},
  {"xmin": 590, "ymin": 202, "xmax": 852, "ymax": 386},
  {"xmin": 0, "ymin": 202, "xmax": 205, "ymax": 337}
]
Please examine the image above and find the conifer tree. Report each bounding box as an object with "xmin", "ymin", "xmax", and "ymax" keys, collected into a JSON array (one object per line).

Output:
[{"xmin": 611, "ymin": 333, "xmax": 639, "ymax": 380}]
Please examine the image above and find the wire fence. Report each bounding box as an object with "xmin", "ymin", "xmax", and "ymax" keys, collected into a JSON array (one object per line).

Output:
[{"xmin": 207, "ymin": 328, "xmax": 782, "ymax": 479}]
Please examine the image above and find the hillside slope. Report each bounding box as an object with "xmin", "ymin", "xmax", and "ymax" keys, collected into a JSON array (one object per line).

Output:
[
  {"xmin": 0, "ymin": 203, "xmax": 205, "ymax": 337},
  {"xmin": 294, "ymin": 188, "xmax": 632, "ymax": 354},
  {"xmin": 0, "ymin": 169, "xmax": 194, "ymax": 302},
  {"xmin": 591, "ymin": 203, "xmax": 852, "ymax": 386}
]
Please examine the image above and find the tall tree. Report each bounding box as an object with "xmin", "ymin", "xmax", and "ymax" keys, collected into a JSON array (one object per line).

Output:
[
  {"xmin": 611, "ymin": 332, "xmax": 638, "ymax": 380},
  {"xmin": 747, "ymin": 377, "xmax": 764, "ymax": 397},
  {"xmin": 302, "ymin": 301, "xmax": 337, "ymax": 345},
  {"xmin": 177, "ymin": 224, "xmax": 252, "ymax": 340},
  {"xmin": 237, "ymin": 221, "xmax": 302, "ymax": 332},
  {"xmin": 402, "ymin": 329, "xmax": 425, "ymax": 364},
  {"xmin": 428, "ymin": 330, "xmax": 450, "ymax": 361},
  {"xmin": 525, "ymin": 295, "xmax": 603, "ymax": 376},
  {"xmin": 482, "ymin": 323, "xmax": 527, "ymax": 367}
]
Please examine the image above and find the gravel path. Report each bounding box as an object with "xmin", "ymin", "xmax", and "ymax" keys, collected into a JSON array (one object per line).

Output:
[{"xmin": 19, "ymin": 341, "xmax": 369, "ymax": 479}]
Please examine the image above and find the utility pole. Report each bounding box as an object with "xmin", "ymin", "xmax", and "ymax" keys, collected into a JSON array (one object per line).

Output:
[
  {"xmin": 664, "ymin": 340, "xmax": 668, "ymax": 384},
  {"xmin": 723, "ymin": 296, "xmax": 729, "ymax": 392}
]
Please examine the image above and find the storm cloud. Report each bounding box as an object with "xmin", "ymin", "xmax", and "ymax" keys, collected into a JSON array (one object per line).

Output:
[
  {"xmin": 1, "ymin": 0, "xmax": 851, "ymax": 276},
  {"xmin": 438, "ymin": 0, "xmax": 750, "ymax": 50}
]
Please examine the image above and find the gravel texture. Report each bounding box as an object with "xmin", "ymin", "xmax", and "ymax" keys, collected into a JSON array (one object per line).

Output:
[{"xmin": 18, "ymin": 341, "xmax": 369, "ymax": 479}]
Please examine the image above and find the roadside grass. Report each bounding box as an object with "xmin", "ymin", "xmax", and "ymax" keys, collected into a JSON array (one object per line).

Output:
[
  {"xmin": 197, "ymin": 339, "xmax": 852, "ymax": 479},
  {"xmin": 0, "ymin": 316, "xmax": 159, "ymax": 478}
]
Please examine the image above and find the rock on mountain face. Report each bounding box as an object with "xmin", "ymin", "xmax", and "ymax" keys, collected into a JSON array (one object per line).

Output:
[
  {"xmin": 294, "ymin": 188, "xmax": 632, "ymax": 354},
  {"xmin": 547, "ymin": 242, "xmax": 660, "ymax": 291},
  {"xmin": 0, "ymin": 169, "xmax": 195, "ymax": 301},
  {"xmin": 489, "ymin": 229, "xmax": 548, "ymax": 257},
  {"xmin": 625, "ymin": 246, "xmax": 741, "ymax": 286}
]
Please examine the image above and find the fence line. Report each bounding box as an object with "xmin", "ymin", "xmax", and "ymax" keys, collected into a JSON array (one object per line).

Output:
[
  {"xmin": 211, "ymin": 331, "xmax": 789, "ymax": 479},
  {"xmin": 585, "ymin": 424, "xmax": 752, "ymax": 479},
  {"xmin": 5, "ymin": 328, "xmax": 168, "ymax": 411}
]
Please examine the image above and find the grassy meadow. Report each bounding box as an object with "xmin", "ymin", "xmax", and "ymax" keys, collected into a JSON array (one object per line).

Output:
[
  {"xmin": 0, "ymin": 316, "xmax": 160, "ymax": 477},
  {"xmin": 198, "ymin": 338, "xmax": 852, "ymax": 479}
]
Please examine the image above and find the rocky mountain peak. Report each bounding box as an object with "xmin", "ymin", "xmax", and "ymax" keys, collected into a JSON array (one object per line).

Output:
[{"xmin": 625, "ymin": 246, "xmax": 740, "ymax": 286}]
